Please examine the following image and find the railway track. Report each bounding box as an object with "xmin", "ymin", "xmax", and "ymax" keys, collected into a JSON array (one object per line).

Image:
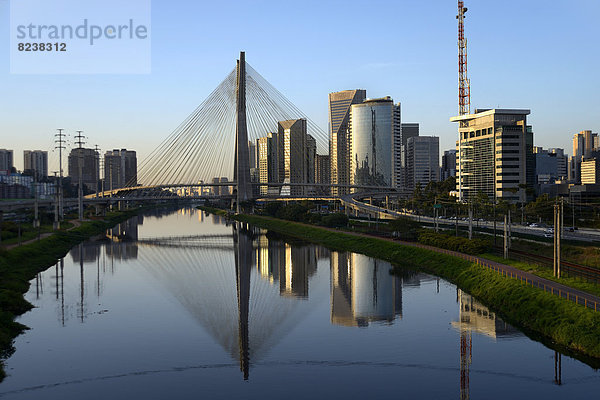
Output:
[{"xmin": 495, "ymin": 246, "xmax": 600, "ymax": 283}]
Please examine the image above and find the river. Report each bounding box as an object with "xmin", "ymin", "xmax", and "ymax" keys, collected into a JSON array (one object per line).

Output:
[{"xmin": 0, "ymin": 207, "xmax": 598, "ymax": 399}]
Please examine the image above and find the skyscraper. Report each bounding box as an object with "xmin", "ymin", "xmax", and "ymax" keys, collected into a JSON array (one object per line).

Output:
[
  {"xmin": 392, "ymin": 104, "xmax": 402, "ymax": 187},
  {"xmin": 329, "ymin": 89, "xmax": 366, "ymax": 196},
  {"xmin": 315, "ymin": 154, "xmax": 330, "ymax": 195},
  {"xmin": 68, "ymin": 148, "xmax": 99, "ymax": 192},
  {"xmin": 400, "ymin": 123, "xmax": 420, "ymax": 187},
  {"xmin": 534, "ymin": 147, "xmax": 567, "ymax": 184},
  {"xmin": 451, "ymin": 109, "xmax": 534, "ymax": 202},
  {"xmin": 24, "ymin": 150, "xmax": 48, "ymax": 180},
  {"xmin": 104, "ymin": 149, "xmax": 137, "ymax": 190},
  {"xmin": 406, "ymin": 136, "xmax": 440, "ymax": 189},
  {"xmin": 441, "ymin": 149, "xmax": 457, "ymax": 181},
  {"xmin": 257, "ymin": 133, "xmax": 281, "ymax": 195},
  {"xmin": 0, "ymin": 149, "xmax": 14, "ymax": 172},
  {"xmin": 349, "ymin": 97, "xmax": 395, "ymax": 189},
  {"xmin": 570, "ymin": 130, "xmax": 598, "ymax": 184},
  {"xmin": 279, "ymin": 119, "xmax": 308, "ymax": 196}
]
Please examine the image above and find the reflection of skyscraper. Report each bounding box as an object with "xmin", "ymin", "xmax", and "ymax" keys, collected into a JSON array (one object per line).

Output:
[
  {"xmin": 255, "ymin": 234, "xmax": 317, "ymax": 298},
  {"xmin": 451, "ymin": 290, "xmax": 519, "ymax": 339},
  {"xmin": 281, "ymin": 245, "xmax": 317, "ymax": 298},
  {"xmin": 104, "ymin": 216, "xmax": 142, "ymax": 260},
  {"xmin": 451, "ymin": 290, "xmax": 521, "ymax": 400},
  {"xmin": 330, "ymin": 252, "xmax": 402, "ymax": 327}
]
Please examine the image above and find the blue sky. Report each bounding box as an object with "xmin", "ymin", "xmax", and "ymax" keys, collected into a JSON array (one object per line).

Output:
[{"xmin": 1, "ymin": 0, "xmax": 599, "ymax": 171}]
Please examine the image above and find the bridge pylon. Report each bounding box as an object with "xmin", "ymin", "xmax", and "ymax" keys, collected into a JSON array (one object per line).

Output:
[{"xmin": 234, "ymin": 51, "xmax": 253, "ymax": 212}]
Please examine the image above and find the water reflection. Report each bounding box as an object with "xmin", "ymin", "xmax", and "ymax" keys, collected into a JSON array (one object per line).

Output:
[
  {"xmin": 15, "ymin": 209, "xmax": 599, "ymax": 399},
  {"xmin": 452, "ymin": 290, "xmax": 523, "ymax": 400},
  {"xmin": 331, "ymin": 253, "xmax": 402, "ymax": 327}
]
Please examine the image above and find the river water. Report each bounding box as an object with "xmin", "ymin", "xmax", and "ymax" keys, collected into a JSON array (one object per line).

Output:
[{"xmin": 0, "ymin": 207, "xmax": 598, "ymax": 399}]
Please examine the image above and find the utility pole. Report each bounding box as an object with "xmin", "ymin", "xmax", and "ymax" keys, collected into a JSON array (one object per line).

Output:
[
  {"xmin": 94, "ymin": 145, "xmax": 100, "ymax": 199},
  {"xmin": 554, "ymin": 203, "xmax": 562, "ymax": 278},
  {"xmin": 455, "ymin": 203, "xmax": 459, "ymax": 237},
  {"xmin": 33, "ymin": 173, "xmax": 39, "ymax": 228},
  {"xmin": 54, "ymin": 129, "xmax": 66, "ymax": 221},
  {"xmin": 508, "ymin": 208, "xmax": 512, "ymax": 249},
  {"xmin": 435, "ymin": 197, "xmax": 439, "ymax": 233},
  {"xmin": 468, "ymin": 202, "xmax": 473, "ymax": 240},
  {"xmin": 53, "ymin": 171, "xmax": 59, "ymax": 229},
  {"xmin": 493, "ymin": 200, "xmax": 497, "ymax": 247},
  {"xmin": 571, "ymin": 194, "xmax": 575, "ymax": 228},
  {"xmin": 75, "ymin": 130, "xmax": 86, "ymax": 221},
  {"xmin": 503, "ymin": 214, "xmax": 508, "ymax": 259}
]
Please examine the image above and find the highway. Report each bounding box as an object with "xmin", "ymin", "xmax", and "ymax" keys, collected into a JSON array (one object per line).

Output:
[{"xmin": 341, "ymin": 196, "xmax": 600, "ymax": 243}]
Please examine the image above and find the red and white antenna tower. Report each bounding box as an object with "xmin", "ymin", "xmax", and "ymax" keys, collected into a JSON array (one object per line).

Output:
[{"xmin": 457, "ymin": 1, "xmax": 470, "ymax": 115}]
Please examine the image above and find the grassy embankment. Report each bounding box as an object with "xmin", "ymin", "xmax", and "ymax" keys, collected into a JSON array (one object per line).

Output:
[
  {"xmin": 197, "ymin": 206, "xmax": 600, "ymax": 365},
  {"xmin": 0, "ymin": 208, "xmax": 143, "ymax": 381}
]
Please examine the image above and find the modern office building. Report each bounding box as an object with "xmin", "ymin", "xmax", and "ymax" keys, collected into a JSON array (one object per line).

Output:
[
  {"xmin": 573, "ymin": 130, "xmax": 598, "ymax": 159},
  {"xmin": 257, "ymin": 133, "xmax": 281, "ymax": 195},
  {"xmin": 534, "ymin": 147, "xmax": 567, "ymax": 184},
  {"xmin": 23, "ymin": 150, "xmax": 48, "ymax": 180},
  {"xmin": 329, "ymin": 89, "xmax": 366, "ymax": 196},
  {"xmin": 392, "ymin": 104, "xmax": 402, "ymax": 187},
  {"xmin": 581, "ymin": 159, "xmax": 600, "ymax": 185},
  {"xmin": 451, "ymin": 109, "xmax": 534, "ymax": 203},
  {"xmin": 315, "ymin": 154, "xmax": 330, "ymax": 194},
  {"xmin": 306, "ymin": 134, "xmax": 316, "ymax": 195},
  {"xmin": 0, "ymin": 149, "xmax": 14, "ymax": 172},
  {"xmin": 278, "ymin": 119, "xmax": 314, "ymax": 196},
  {"xmin": 570, "ymin": 130, "xmax": 598, "ymax": 184},
  {"xmin": 406, "ymin": 136, "xmax": 439, "ymax": 189},
  {"xmin": 349, "ymin": 97, "xmax": 395, "ymax": 190},
  {"xmin": 104, "ymin": 149, "xmax": 137, "ymax": 190},
  {"xmin": 441, "ymin": 149, "xmax": 457, "ymax": 181},
  {"xmin": 69, "ymin": 148, "xmax": 100, "ymax": 192},
  {"xmin": 400, "ymin": 123, "xmax": 420, "ymax": 187}
]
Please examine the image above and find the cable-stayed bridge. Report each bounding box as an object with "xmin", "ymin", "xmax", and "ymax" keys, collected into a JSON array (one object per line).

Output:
[{"xmin": 90, "ymin": 52, "xmax": 407, "ymax": 207}]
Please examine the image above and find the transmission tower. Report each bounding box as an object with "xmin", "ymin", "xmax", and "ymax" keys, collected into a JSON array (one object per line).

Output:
[
  {"xmin": 75, "ymin": 130, "xmax": 86, "ymax": 221},
  {"xmin": 457, "ymin": 1, "xmax": 471, "ymax": 116},
  {"xmin": 54, "ymin": 129, "xmax": 66, "ymax": 224}
]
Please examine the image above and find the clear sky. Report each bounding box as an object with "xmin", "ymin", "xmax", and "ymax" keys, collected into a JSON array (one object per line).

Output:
[{"xmin": 1, "ymin": 0, "xmax": 599, "ymax": 172}]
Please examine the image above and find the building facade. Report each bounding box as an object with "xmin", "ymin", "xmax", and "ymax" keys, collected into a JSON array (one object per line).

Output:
[
  {"xmin": 441, "ymin": 149, "xmax": 457, "ymax": 181},
  {"xmin": 315, "ymin": 154, "xmax": 330, "ymax": 194},
  {"xmin": 279, "ymin": 119, "xmax": 307, "ymax": 196},
  {"xmin": 581, "ymin": 159, "xmax": 600, "ymax": 185},
  {"xmin": 534, "ymin": 147, "xmax": 567, "ymax": 185},
  {"xmin": 349, "ymin": 97, "xmax": 394, "ymax": 190},
  {"xmin": 23, "ymin": 150, "xmax": 48, "ymax": 180},
  {"xmin": 570, "ymin": 130, "xmax": 598, "ymax": 184},
  {"xmin": 406, "ymin": 136, "xmax": 439, "ymax": 189},
  {"xmin": 104, "ymin": 149, "xmax": 137, "ymax": 190},
  {"xmin": 400, "ymin": 123, "xmax": 419, "ymax": 188},
  {"xmin": 68, "ymin": 148, "xmax": 100, "ymax": 192},
  {"xmin": 257, "ymin": 133, "xmax": 280, "ymax": 195},
  {"xmin": 0, "ymin": 149, "xmax": 14, "ymax": 172},
  {"xmin": 451, "ymin": 109, "xmax": 535, "ymax": 203},
  {"xmin": 329, "ymin": 90, "xmax": 366, "ymax": 196}
]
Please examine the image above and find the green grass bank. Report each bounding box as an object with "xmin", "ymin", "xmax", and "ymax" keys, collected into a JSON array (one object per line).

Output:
[
  {"xmin": 0, "ymin": 208, "xmax": 144, "ymax": 381},
  {"xmin": 198, "ymin": 208, "xmax": 600, "ymax": 365}
]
